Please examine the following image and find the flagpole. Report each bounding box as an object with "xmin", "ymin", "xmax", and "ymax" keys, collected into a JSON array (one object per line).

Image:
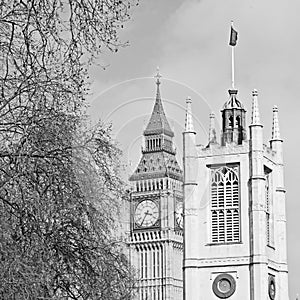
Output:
[
  {"xmin": 231, "ymin": 44, "xmax": 235, "ymax": 89},
  {"xmin": 231, "ymin": 20, "xmax": 235, "ymax": 89}
]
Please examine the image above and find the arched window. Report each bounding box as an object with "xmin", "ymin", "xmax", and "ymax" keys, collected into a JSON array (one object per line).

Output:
[
  {"xmin": 236, "ymin": 115, "xmax": 241, "ymax": 127},
  {"xmin": 211, "ymin": 166, "xmax": 240, "ymax": 243},
  {"xmin": 228, "ymin": 115, "xmax": 233, "ymax": 127},
  {"xmin": 140, "ymin": 249, "xmax": 144, "ymax": 279},
  {"xmin": 265, "ymin": 168, "xmax": 274, "ymax": 246}
]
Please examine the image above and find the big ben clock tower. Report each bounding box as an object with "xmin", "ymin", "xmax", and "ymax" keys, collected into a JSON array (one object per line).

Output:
[{"xmin": 128, "ymin": 70, "xmax": 183, "ymax": 300}]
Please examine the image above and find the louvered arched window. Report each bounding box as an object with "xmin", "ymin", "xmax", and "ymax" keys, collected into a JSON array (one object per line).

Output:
[
  {"xmin": 211, "ymin": 165, "xmax": 240, "ymax": 243},
  {"xmin": 265, "ymin": 167, "xmax": 274, "ymax": 246}
]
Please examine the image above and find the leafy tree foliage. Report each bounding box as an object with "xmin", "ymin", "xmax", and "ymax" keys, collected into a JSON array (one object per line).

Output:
[{"xmin": 0, "ymin": 0, "xmax": 138, "ymax": 299}]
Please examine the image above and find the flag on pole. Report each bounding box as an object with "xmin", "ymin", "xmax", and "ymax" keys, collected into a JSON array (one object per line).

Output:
[{"xmin": 229, "ymin": 25, "xmax": 238, "ymax": 46}]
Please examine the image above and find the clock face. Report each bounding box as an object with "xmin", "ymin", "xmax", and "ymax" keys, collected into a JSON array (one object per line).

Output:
[
  {"xmin": 134, "ymin": 200, "xmax": 159, "ymax": 228},
  {"xmin": 175, "ymin": 202, "xmax": 183, "ymax": 228}
]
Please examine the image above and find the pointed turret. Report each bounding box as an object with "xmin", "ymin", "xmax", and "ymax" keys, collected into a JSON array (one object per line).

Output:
[
  {"xmin": 183, "ymin": 95, "xmax": 197, "ymax": 174},
  {"xmin": 249, "ymin": 89, "xmax": 264, "ymax": 153},
  {"xmin": 144, "ymin": 68, "xmax": 174, "ymax": 138},
  {"xmin": 249, "ymin": 89, "xmax": 263, "ymax": 149},
  {"xmin": 208, "ymin": 112, "xmax": 217, "ymax": 146},
  {"xmin": 183, "ymin": 96, "xmax": 199, "ymax": 300},
  {"xmin": 185, "ymin": 97, "xmax": 195, "ymax": 133},
  {"xmin": 129, "ymin": 69, "xmax": 182, "ymax": 182},
  {"xmin": 271, "ymin": 105, "xmax": 282, "ymax": 142},
  {"xmin": 270, "ymin": 105, "xmax": 283, "ymax": 164},
  {"xmin": 269, "ymin": 107, "xmax": 288, "ymax": 295},
  {"xmin": 249, "ymin": 89, "xmax": 263, "ymax": 151},
  {"xmin": 248, "ymin": 89, "xmax": 268, "ymax": 300},
  {"xmin": 251, "ymin": 89, "xmax": 261, "ymax": 125}
]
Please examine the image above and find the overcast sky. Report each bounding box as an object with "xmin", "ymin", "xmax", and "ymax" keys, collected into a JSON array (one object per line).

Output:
[{"xmin": 88, "ymin": 0, "xmax": 300, "ymax": 297}]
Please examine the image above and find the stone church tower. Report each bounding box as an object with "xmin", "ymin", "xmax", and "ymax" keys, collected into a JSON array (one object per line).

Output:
[
  {"xmin": 128, "ymin": 71, "xmax": 183, "ymax": 300},
  {"xmin": 183, "ymin": 89, "xmax": 289, "ymax": 299}
]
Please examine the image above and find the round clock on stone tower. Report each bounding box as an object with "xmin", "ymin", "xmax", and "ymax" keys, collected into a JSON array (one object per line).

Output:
[{"xmin": 134, "ymin": 199, "xmax": 159, "ymax": 228}]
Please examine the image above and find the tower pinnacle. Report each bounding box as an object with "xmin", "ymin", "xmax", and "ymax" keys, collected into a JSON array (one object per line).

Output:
[
  {"xmin": 184, "ymin": 97, "xmax": 195, "ymax": 133},
  {"xmin": 271, "ymin": 105, "xmax": 282, "ymax": 141},
  {"xmin": 144, "ymin": 69, "xmax": 174, "ymax": 137},
  {"xmin": 251, "ymin": 89, "xmax": 261, "ymax": 125},
  {"xmin": 208, "ymin": 112, "xmax": 217, "ymax": 145}
]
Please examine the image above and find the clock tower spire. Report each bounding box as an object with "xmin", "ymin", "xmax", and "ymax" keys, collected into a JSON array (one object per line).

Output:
[{"xmin": 128, "ymin": 69, "xmax": 183, "ymax": 300}]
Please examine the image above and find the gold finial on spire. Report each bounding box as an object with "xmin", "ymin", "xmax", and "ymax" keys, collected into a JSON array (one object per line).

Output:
[{"xmin": 155, "ymin": 66, "xmax": 162, "ymax": 85}]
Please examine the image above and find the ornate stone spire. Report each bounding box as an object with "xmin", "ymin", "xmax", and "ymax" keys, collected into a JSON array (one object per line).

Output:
[
  {"xmin": 208, "ymin": 112, "xmax": 217, "ymax": 145},
  {"xmin": 271, "ymin": 105, "xmax": 282, "ymax": 141},
  {"xmin": 129, "ymin": 68, "xmax": 183, "ymax": 182},
  {"xmin": 185, "ymin": 97, "xmax": 195, "ymax": 133},
  {"xmin": 144, "ymin": 68, "xmax": 174, "ymax": 137},
  {"xmin": 251, "ymin": 89, "xmax": 261, "ymax": 125}
]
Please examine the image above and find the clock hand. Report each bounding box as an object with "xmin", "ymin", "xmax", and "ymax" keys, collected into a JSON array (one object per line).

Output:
[{"xmin": 141, "ymin": 210, "xmax": 150, "ymax": 226}]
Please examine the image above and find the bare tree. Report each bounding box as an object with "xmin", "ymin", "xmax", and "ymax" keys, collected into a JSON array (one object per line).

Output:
[{"xmin": 0, "ymin": 1, "xmax": 138, "ymax": 299}]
